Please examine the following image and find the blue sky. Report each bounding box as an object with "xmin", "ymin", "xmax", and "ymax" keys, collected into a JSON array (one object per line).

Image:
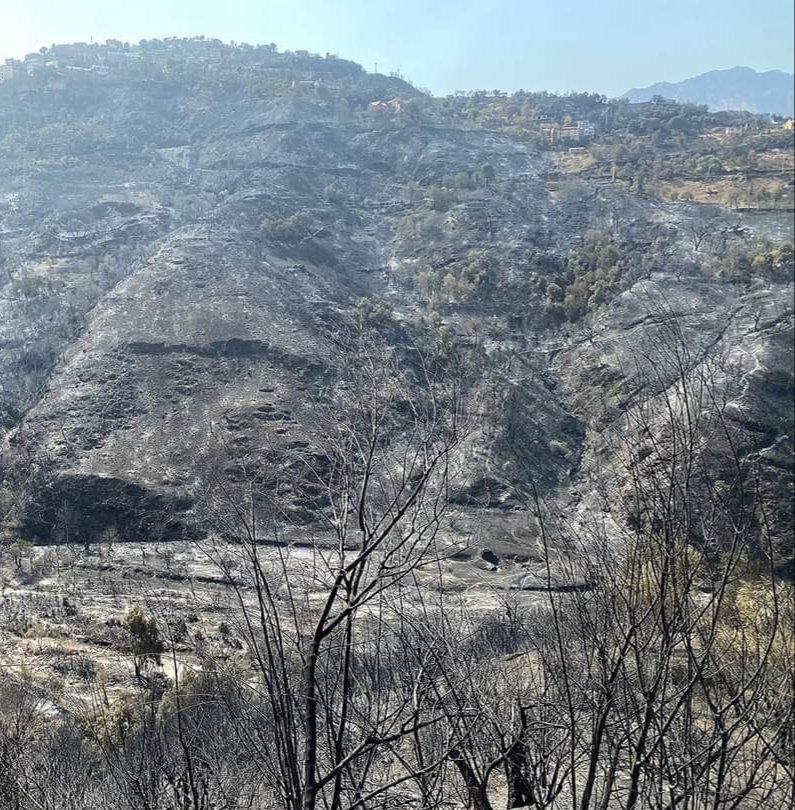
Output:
[{"xmin": 1, "ymin": 0, "xmax": 792, "ymax": 96}]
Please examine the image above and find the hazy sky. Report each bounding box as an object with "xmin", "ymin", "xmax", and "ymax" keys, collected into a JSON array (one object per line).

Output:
[{"xmin": 1, "ymin": 0, "xmax": 793, "ymax": 96}]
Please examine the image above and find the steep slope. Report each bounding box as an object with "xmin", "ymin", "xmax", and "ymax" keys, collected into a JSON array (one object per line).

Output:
[
  {"xmin": 624, "ymin": 66, "xmax": 795, "ymax": 116},
  {"xmin": 1, "ymin": 44, "xmax": 792, "ymax": 573}
]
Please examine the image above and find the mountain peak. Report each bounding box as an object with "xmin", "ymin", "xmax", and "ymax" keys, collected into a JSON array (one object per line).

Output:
[{"xmin": 624, "ymin": 66, "xmax": 794, "ymax": 116}]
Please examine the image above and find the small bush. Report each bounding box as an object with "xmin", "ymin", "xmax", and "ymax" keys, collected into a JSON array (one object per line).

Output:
[
  {"xmin": 261, "ymin": 210, "xmax": 314, "ymax": 243},
  {"xmin": 427, "ymin": 185, "xmax": 458, "ymax": 212}
]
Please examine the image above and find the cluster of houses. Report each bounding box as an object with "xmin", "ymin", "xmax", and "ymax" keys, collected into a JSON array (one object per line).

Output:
[
  {"xmin": 1, "ymin": 39, "xmax": 229, "ymax": 81},
  {"xmin": 1, "ymin": 41, "xmax": 137, "ymax": 81},
  {"xmin": 0, "ymin": 38, "xmax": 349, "ymax": 86}
]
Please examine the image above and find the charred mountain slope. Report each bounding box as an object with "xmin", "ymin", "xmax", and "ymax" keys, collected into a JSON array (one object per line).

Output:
[{"xmin": 0, "ymin": 43, "xmax": 792, "ymax": 571}]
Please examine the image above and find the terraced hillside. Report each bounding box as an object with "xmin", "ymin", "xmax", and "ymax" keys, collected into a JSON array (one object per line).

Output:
[{"xmin": 0, "ymin": 40, "xmax": 792, "ymax": 575}]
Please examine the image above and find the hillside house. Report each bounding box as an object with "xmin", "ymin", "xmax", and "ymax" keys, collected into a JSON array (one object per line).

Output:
[
  {"xmin": 25, "ymin": 57, "xmax": 47, "ymax": 76},
  {"xmin": 784, "ymin": 119, "xmax": 795, "ymax": 131},
  {"xmin": 0, "ymin": 63, "xmax": 13, "ymax": 83},
  {"xmin": 539, "ymin": 123, "xmax": 557, "ymax": 142},
  {"xmin": 558, "ymin": 125, "xmax": 581, "ymax": 142},
  {"xmin": 105, "ymin": 49, "xmax": 142, "ymax": 67},
  {"xmin": 50, "ymin": 43, "xmax": 95, "ymax": 64},
  {"xmin": 368, "ymin": 98, "xmax": 403, "ymax": 113},
  {"xmin": 544, "ymin": 120, "xmax": 597, "ymax": 144}
]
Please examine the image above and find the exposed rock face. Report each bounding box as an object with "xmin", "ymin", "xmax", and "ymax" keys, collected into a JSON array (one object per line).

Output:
[{"xmin": 0, "ymin": 56, "xmax": 792, "ymax": 571}]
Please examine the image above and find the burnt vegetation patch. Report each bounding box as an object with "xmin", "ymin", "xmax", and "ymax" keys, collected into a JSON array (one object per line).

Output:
[{"xmin": 21, "ymin": 474, "xmax": 199, "ymax": 546}]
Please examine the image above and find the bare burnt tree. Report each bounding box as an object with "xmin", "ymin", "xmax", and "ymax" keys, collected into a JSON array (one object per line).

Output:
[
  {"xmin": 522, "ymin": 301, "xmax": 793, "ymax": 809},
  {"xmin": 0, "ymin": 307, "xmax": 790, "ymax": 810},
  {"xmin": 408, "ymin": 596, "xmax": 574, "ymax": 810},
  {"xmin": 686, "ymin": 206, "xmax": 721, "ymax": 253},
  {"xmin": 198, "ymin": 332, "xmax": 473, "ymax": 810}
]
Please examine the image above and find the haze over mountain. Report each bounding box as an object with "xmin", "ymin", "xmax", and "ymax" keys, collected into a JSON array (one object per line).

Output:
[{"xmin": 624, "ymin": 66, "xmax": 795, "ymax": 116}]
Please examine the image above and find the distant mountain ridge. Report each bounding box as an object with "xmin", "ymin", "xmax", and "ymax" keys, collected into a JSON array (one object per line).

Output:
[{"xmin": 624, "ymin": 66, "xmax": 794, "ymax": 116}]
